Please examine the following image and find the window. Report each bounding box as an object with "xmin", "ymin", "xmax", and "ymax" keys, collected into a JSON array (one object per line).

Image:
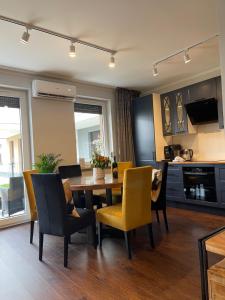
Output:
[{"xmin": 74, "ymin": 102, "xmax": 107, "ymax": 166}]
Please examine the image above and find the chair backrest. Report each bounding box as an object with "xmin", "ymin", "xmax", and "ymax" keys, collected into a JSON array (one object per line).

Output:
[
  {"xmin": 23, "ymin": 170, "xmax": 38, "ymax": 221},
  {"xmin": 8, "ymin": 176, "xmax": 25, "ymax": 215},
  {"xmin": 118, "ymin": 161, "xmax": 133, "ymax": 178},
  {"xmin": 8, "ymin": 176, "xmax": 24, "ymax": 201},
  {"xmin": 58, "ymin": 164, "xmax": 82, "ymax": 179},
  {"xmin": 31, "ymin": 173, "xmax": 67, "ymax": 236},
  {"xmin": 156, "ymin": 161, "xmax": 168, "ymax": 209},
  {"xmin": 122, "ymin": 166, "xmax": 152, "ymax": 231}
]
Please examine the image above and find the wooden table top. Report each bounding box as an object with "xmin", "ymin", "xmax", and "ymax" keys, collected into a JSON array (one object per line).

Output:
[
  {"xmin": 69, "ymin": 174, "xmax": 123, "ymax": 191},
  {"xmin": 205, "ymin": 231, "xmax": 225, "ymax": 256}
]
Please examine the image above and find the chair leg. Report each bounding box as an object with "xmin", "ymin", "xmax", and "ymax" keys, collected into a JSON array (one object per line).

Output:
[
  {"xmin": 98, "ymin": 222, "xmax": 102, "ymax": 247},
  {"xmin": 156, "ymin": 210, "xmax": 160, "ymax": 223},
  {"xmin": 39, "ymin": 232, "xmax": 44, "ymax": 261},
  {"xmin": 64, "ymin": 236, "xmax": 69, "ymax": 268},
  {"xmin": 163, "ymin": 208, "xmax": 169, "ymax": 232},
  {"xmin": 30, "ymin": 220, "xmax": 34, "ymax": 244},
  {"xmin": 147, "ymin": 223, "xmax": 155, "ymax": 249},
  {"xmin": 124, "ymin": 231, "xmax": 132, "ymax": 259}
]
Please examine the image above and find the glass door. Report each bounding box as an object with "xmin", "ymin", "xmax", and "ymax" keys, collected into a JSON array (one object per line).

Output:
[{"xmin": 0, "ymin": 88, "xmax": 31, "ymax": 227}]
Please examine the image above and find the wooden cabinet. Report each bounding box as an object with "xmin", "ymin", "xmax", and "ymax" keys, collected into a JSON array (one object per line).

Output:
[
  {"xmin": 161, "ymin": 88, "xmax": 188, "ymax": 136},
  {"xmin": 132, "ymin": 95, "xmax": 156, "ymax": 166}
]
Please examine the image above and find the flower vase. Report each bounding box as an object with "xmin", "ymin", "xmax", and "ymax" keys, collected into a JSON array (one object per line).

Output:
[{"xmin": 93, "ymin": 168, "xmax": 105, "ymax": 180}]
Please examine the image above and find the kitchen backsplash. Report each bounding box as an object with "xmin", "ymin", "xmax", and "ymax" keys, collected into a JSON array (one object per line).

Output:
[{"xmin": 172, "ymin": 123, "xmax": 225, "ymax": 161}]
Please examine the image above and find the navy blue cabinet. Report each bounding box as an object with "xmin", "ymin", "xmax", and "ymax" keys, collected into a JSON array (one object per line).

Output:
[
  {"xmin": 216, "ymin": 76, "xmax": 224, "ymax": 129},
  {"xmin": 132, "ymin": 95, "xmax": 156, "ymax": 166},
  {"xmin": 187, "ymin": 78, "xmax": 217, "ymax": 102},
  {"xmin": 161, "ymin": 92, "xmax": 174, "ymax": 136},
  {"xmin": 161, "ymin": 88, "xmax": 188, "ymax": 136},
  {"xmin": 166, "ymin": 165, "xmax": 184, "ymax": 201},
  {"xmin": 161, "ymin": 76, "xmax": 224, "ymax": 136}
]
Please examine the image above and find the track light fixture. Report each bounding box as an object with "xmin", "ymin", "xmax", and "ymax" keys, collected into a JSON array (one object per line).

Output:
[
  {"xmin": 152, "ymin": 34, "xmax": 218, "ymax": 79},
  {"xmin": 20, "ymin": 27, "xmax": 30, "ymax": 44},
  {"xmin": 109, "ymin": 55, "xmax": 115, "ymax": 68},
  {"xmin": 153, "ymin": 64, "xmax": 158, "ymax": 77},
  {"xmin": 0, "ymin": 15, "xmax": 117, "ymax": 66},
  {"xmin": 69, "ymin": 41, "xmax": 76, "ymax": 58},
  {"xmin": 184, "ymin": 49, "xmax": 191, "ymax": 64}
]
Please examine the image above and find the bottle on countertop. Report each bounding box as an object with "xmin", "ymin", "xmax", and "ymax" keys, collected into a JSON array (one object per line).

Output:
[{"xmin": 112, "ymin": 156, "xmax": 118, "ymax": 179}]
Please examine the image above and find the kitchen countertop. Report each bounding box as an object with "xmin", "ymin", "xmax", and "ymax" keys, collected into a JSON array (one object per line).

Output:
[{"xmin": 169, "ymin": 161, "xmax": 225, "ymax": 165}]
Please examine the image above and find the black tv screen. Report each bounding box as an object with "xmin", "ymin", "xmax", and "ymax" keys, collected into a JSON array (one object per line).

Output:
[{"xmin": 185, "ymin": 98, "xmax": 218, "ymax": 125}]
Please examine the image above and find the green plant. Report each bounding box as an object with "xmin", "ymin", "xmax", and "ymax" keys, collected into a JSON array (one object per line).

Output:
[
  {"xmin": 35, "ymin": 153, "xmax": 62, "ymax": 173},
  {"xmin": 90, "ymin": 151, "xmax": 110, "ymax": 169}
]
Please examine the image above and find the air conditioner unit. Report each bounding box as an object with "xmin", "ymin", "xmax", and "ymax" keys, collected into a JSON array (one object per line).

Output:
[{"xmin": 32, "ymin": 80, "xmax": 76, "ymax": 101}]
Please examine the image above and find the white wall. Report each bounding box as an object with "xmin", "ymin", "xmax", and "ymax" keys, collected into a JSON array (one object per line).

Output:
[{"xmin": 0, "ymin": 68, "xmax": 115, "ymax": 166}]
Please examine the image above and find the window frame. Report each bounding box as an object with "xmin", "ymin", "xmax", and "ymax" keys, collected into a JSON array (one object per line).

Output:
[
  {"xmin": 74, "ymin": 97, "xmax": 111, "ymax": 163},
  {"xmin": 0, "ymin": 88, "xmax": 32, "ymax": 228}
]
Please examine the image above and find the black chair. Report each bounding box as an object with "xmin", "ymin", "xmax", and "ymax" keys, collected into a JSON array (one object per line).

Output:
[
  {"xmin": 58, "ymin": 164, "xmax": 101, "ymax": 209},
  {"xmin": 31, "ymin": 173, "xmax": 96, "ymax": 267},
  {"xmin": 151, "ymin": 161, "xmax": 169, "ymax": 231}
]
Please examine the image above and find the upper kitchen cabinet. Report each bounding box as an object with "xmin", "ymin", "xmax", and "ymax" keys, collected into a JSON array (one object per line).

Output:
[
  {"xmin": 161, "ymin": 88, "xmax": 188, "ymax": 136},
  {"xmin": 132, "ymin": 95, "xmax": 156, "ymax": 166},
  {"xmin": 174, "ymin": 89, "xmax": 188, "ymax": 134},
  {"xmin": 216, "ymin": 76, "xmax": 224, "ymax": 129},
  {"xmin": 187, "ymin": 78, "xmax": 217, "ymax": 102},
  {"xmin": 161, "ymin": 92, "xmax": 174, "ymax": 136}
]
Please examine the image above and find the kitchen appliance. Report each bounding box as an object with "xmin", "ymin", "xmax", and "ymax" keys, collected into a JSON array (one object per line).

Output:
[
  {"xmin": 181, "ymin": 149, "xmax": 193, "ymax": 161},
  {"xmin": 164, "ymin": 144, "xmax": 182, "ymax": 161},
  {"xmin": 183, "ymin": 167, "xmax": 217, "ymax": 202},
  {"xmin": 185, "ymin": 98, "xmax": 218, "ymax": 125}
]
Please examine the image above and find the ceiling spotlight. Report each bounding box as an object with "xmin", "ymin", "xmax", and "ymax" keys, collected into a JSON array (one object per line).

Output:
[
  {"xmin": 109, "ymin": 55, "xmax": 115, "ymax": 68},
  {"xmin": 153, "ymin": 64, "xmax": 159, "ymax": 77},
  {"xmin": 69, "ymin": 42, "xmax": 76, "ymax": 58},
  {"xmin": 184, "ymin": 49, "xmax": 191, "ymax": 64},
  {"xmin": 20, "ymin": 27, "xmax": 30, "ymax": 44}
]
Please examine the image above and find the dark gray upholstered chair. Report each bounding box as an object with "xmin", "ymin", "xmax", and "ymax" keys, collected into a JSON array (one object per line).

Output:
[
  {"xmin": 151, "ymin": 161, "xmax": 169, "ymax": 231},
  {"xmin": 31, "ymin": 173, "xmax": 96, "ymax": 267}
]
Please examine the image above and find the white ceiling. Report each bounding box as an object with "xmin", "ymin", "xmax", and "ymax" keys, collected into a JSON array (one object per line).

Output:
[{"xmin": 0, "ymin": 0, "xmax": 220, "ymax": 91}]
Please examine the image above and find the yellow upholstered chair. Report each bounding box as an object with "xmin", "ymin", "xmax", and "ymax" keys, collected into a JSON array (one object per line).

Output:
[
  {"xmin": 112, "ymin": 161, "xmax": 133, "ymax": 197},
  {"xmin": 96, "ymin": 166, "xmax": 154, "ymax": 259},
  {"xmin": 23, "ymin": 170, "xmax": 38, "ymax": 244}
]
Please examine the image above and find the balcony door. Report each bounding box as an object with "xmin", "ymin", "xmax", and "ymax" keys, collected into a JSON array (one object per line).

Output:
[{"xmin": 0, "ymin": 88, "xmax": 31, "ymax": 227}]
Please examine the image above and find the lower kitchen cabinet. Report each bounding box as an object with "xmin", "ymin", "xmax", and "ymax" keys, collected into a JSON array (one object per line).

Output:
[{"xmin": 166, "ymin": 163, "xmax": 225, "ymax": 211}]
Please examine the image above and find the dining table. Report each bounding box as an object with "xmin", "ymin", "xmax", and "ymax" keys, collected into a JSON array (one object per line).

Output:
[{"xmin": 69, "ymin": 173, "xmax": 123, "ymax": 208}]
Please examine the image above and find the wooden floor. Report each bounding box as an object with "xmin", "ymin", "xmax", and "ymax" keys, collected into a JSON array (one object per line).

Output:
[{"xmin": 0, "ymin": 207, "xmax": 224, "ymax": 300}]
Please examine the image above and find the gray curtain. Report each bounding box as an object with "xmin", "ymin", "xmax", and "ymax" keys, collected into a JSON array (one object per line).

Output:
[{"xmin": 115, "ymin": 88, "xmax": 140, "ymax": 164}]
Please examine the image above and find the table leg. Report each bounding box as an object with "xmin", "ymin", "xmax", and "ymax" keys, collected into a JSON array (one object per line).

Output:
[
  {"xmin": 106, "ymin": 188, "xmax": 112, "ymax": 206},
  {"xmin": 198, "ymin": 239, "xmax": 209, "ymax": 300},
  {"xmin": 84, "ymin": 190, "xmax": 96, "ymax": 245}
]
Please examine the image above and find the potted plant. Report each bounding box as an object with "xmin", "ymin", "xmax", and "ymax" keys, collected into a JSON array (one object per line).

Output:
[
  {"xmin": 91, "ymin": 152, "xmax": 110, "ymax": 180},
  {"xmin": 34, "ymin": 153, "xmax": 62, "ymax": 173}
]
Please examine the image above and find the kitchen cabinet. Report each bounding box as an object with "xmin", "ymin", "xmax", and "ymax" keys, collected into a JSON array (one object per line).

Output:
[
  {"xmin": 161, "ymin": 88, "xmax": 188, "ymax": 136},
  {"xmin": 161, "ymin": 76, "xmax": 224, "ymax": 136},
  {"xmin": 174, "ymin": 88, "xmax": 188, "ymax": 134},
  {"xmin": 132, "ymin": 95, "xmax": 156, "ymax": 166},
  {"xmin": 167, "ymin": 163, "xmax": 225, "ymax": 212},
  {"xmin": 161, "ymin": 92, "xmax": 174, "ymax": 136},
  {"xmin": 187, "ymin": 78, "xmax": 217, "ymax": 102},
  {"xmin": 216, "ymin": 76, "xmax": 224, "ymax": 129}
]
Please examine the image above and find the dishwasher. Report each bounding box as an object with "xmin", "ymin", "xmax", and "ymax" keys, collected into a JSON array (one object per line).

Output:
[{"xmin": 183, "ymin": 167, "xmax": 217, "ymax": 202}]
